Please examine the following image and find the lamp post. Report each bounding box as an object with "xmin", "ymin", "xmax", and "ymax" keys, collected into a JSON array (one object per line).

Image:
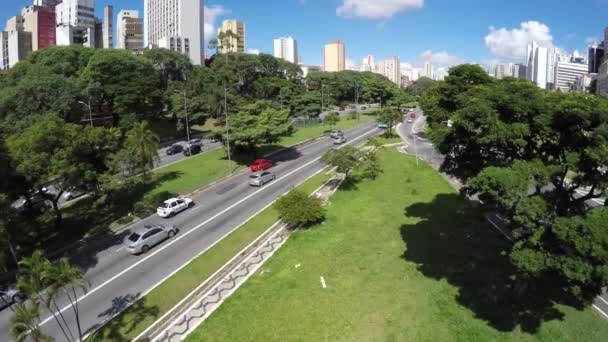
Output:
[
  {"xmin": 224, "ymin": 79, "xmax": 243, "ymax": 175},
  {"xmin": 321, "ymin": 83, "xmax": 327, "ymax": 114},
  {"xmin": 174, "ymin": 90, "xmax": 191, "ymax": 146},
  {"xmin": 77, "ymin": 100, "xmax": 93, "ymax": 127},
  {"xmin": 354, "ymin": 82, "xmax": 360, "ymax": 120}
]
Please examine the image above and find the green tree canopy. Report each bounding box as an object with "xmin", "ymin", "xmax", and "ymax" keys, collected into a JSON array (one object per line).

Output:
[{"xmin": 274, "ymin": 189, "xmax": 325, "ymax": 227}]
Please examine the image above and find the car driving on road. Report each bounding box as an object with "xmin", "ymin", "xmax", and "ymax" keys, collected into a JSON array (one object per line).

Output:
[
  {"xmin": 333, "ymin": 136, "xmax": 347, "ymax": 145},
  {"xmin": 124, "ymin": 224, "xmax": 177, "ymax": 254},
  {"xmin": 183, "ymin": 144, "xmax": 202, "ymax": 156},
  {"xmin": 330, "ymin": 130, "xmax": 344, "ymax": 139},
  {"xmin": 0, "ymin": 286, "xmax": 20, "ymax": 310},
  {"xmin": 166, "ymin": 144, "xmax": 183, "ymax": 155},
  {"xmin": 249, "ymin": 171, "xmax": 276, "ymax": 187},
  {"xmin": 157, "ymin": 197, "xmax": 193, "ymax": 218},
  {"xmin": 250, "ymin": 159, "xmax": 273, "ymax": 172}
]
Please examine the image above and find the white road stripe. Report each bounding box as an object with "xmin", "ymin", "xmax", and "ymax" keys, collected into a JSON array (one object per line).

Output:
[
  {"xmin": 593, "ymin": 304, "xmax": 608, "ymax": 319},
  {"xmin": 40, "ymin": 126, "xmax": 379, "ymax": 328}
]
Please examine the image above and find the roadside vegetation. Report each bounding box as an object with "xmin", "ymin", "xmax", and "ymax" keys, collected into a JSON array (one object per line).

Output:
[{"xmin": 186, "ymin": 149, "xmax": 608, "ymax": 342}]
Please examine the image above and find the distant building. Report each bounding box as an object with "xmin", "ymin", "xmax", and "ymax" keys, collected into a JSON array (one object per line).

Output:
[
  {"xmin": 359, "ymin": 54, "xmax": 375, "ymax": 72},
  {"xmin": 422, "ymin": 61, "xmax": 433, "ymax": 79},
  {"xmin": 323, "ymin": 39, "xmax": 345, "ymax": 72},
  {"xmin": 527, "ymin": 42, "xmax": 549, "ymax": 89},
  {"xmin": 0, "ymin": 32, "xmax": 8, "ymax": 71},
  {"xmin": 273, "ymin": 36, "xmax": 297, "ymax": 64},
  {"xmin": 144, "ymin": 0, "xmax": 204, "ymax": 65},
  {"xmin": 217, "ymin": 20, "xmax": 245, "ymax": 53},
  {"xmin": 377, "ymin": 56, "xmax": 401, "ymax": 86},
  {"xmin": 33, "ymin": 0, "xmax": 62, "ymax": 10},
  {"xmin": 2, "ymin": 16, "xmax": 32, "ymax": 69},
  {"xmin": 575, "ymin": 74, "xmax": 593, "ymax": 93},
  {"xmin": 300, "ymin": 64, "xmax": 322, "ymax": 78},
  {"xmin": 56, "ymin": 0, "xmax": 96, "ymax": 47},
  {"xmin": 117, "ymin": 10, "xmax": 144, "ymax": 54},
  {"xmin": 587, "ymin": 44, "xmax": 604, "ymax": 74},
  {"xmin": 22, "ymin": 5, "xmax": 56, "ymax": 51},
  {"xmin": 555, "ymin": 60, "xmax": 589, "ymax": 92},
  {"xmin": 103, "ymin": 5, "xmax": 113, "ymax": 49},
  {"xmin": 400, "ymin": 74, "xmax": 411, "ymax": 88},
  {"xmin": 511, "ymin": 63, "xmax": 526, "ymax": 79}
]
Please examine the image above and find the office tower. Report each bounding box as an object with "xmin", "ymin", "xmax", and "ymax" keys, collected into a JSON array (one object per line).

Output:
[
  {"xmin": 1, "ymin": 16, "xmax": 32, "ymax": 69},
  {"xmin": 422, "ymin": 61, "xmax": 433, "ymax": 79},
  {"xmin": 378, "ymin": 56, "xmax": 400, "ymax": 85},
  {"xmin": 217, "ymin": 20, "xmax": 245, "ymax": 53},
  {"xmin": 33, "ymin": 0, "xmax": 62, "ymax": 9},
  {"xmin": 323, "ymin": 39, "xmax": 345, "ymax": 72},
  {"xmin": 273, "ymin": 36, "xmax": 297, "ymax": 64},
  {"xmin": 103, "ymin": 5, "xmax": 113, "ymax": 49},
  {"xmin": 588, "ymin": 43, "xmax": 604, "ymax": 74},
  {"xmin": 527, "ymin": 41, "xmax": 552, "ymax": 89},
  {"xmin": 22, "ymin": 5, "xmax": 56, "ymax": 51},
  {"xmin": 511, "ymin": 63, "xmax": 526, "ymax": 79},
  {"xmin": 144, "ymin": 0, "xmax": 204, "ymax": 65},
  {"xmin": 546, "ymin": 48, "xmax": 567, "ymax": 90},
  {"xmin": 56, "ymin": 0, "xmax": 96, "ymax": 47},
  {"xmin": 555, "ymin": 60, "xmax": 589, "ymax": 92},
  {"xmin": 117, "ymin": 10, "xmax": 144, "ymax": 54}
]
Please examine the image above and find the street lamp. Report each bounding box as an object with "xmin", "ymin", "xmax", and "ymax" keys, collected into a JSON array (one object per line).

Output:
[
  {"xmin": 354, "ymin": 82, "xmax": 360, "ymax": 120},
  {"xmin": 174, "ymin": 90, "xmax": 191, "ymax": 146},
  {"xmin": 224, "ymin": 79, "xmax": 243, "ymax": 175},
  {"xmin": 77, "ymin": 100, "xmax": 93, "ymax": 127}
]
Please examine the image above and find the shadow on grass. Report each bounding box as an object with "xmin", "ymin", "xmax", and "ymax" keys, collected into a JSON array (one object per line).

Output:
[
  {"xmin": 400, "ymin": 193, "xmax": 585, "ymax": 333},
  {"xmin": 40, "ymin": 171, "xmax": 183, "ymax": 272},
  {"xmin": 86, "ymin": 292, "xmax": 160, "ymax": 342}
]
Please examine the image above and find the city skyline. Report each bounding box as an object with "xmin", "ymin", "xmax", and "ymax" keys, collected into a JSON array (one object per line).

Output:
[{"xmin": 1, "ymin": 0, "xmax": 606, "ymax": 70}]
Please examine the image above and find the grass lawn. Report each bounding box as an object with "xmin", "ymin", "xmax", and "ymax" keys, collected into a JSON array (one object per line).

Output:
[
  {"xmin": 86, "ymin": 171, "xmax": 332, "ymax": 341},
  {"xmin": 186, "ymin": 149, "xmax": 608, "ymax": 342}
]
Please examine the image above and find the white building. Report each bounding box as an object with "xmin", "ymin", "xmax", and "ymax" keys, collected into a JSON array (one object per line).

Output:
[
  {"xmin": 273, "ymin": 36, "xmax": 297, "ymax": 64},
  {"xmin": 1, "ymin": 16, "xmax": 32, "ymax": 69},
  {"xmin": 422, "ymin": 61, "xmax": 433, "ymax": 79},
  {"xmin": 300, "ymin": 64, "xmax": 322, "ymax": 78},
  {"xmin": 555, "ymin": 61, "xmax": 588, "ymax": 92},
  {"xmin": 55, "ymin": 0, "xmax": 96, "ymax": 47},
  {"xmin": 359, "ymin": 55, "xmax": 375, "ymax": 72},
  {"xmin": 144, "ymin": 0, "xmax": 204, "ymax": 65},
  {"xmin": 527, "ymin": 42, "xmax": 549, "ymax": 89},
  {"xmin": 102, "ymin": 5, "xmax": 112, "ymax": 49},
  {"xmin": 377, "ymin": 56, "xmax": 401, "ymax": 86},
  {"xmin": 409, "ymin": 68, "xmax": 420, "ymax": 82}
]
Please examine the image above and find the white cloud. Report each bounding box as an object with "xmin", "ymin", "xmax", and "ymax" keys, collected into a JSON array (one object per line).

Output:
[
  {"xmin": 204, "ymin": 5, "xmax": 230, "ymax": 42},
  {"xmin": 418, "ymin": 50, "xmax": 464, "ymax": 68},
  {"xmin": 337, "ymin": 0, "xmax": 424, "ymax": 19},
  {"xmin": 484, "ymin": 21, "xmax": 553, "ymax": 59},
  {"xmin": 247, "ymin": 48, "xmax": 261, "ymax": 55},
  {"xmin": 585, "ymin": 36, "xmax": 600, "ymax": 45}
]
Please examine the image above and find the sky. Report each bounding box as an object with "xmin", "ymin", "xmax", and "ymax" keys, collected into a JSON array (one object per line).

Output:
[{"xmin": 2, "ymin": 0, "xmax": 608, "ymax": 72}]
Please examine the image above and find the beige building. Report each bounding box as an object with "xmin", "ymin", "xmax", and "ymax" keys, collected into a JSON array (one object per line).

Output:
[
  {"xmin": 324, "ymin": 39, "xmax": 345, "ymax": 72},
  {"xmin": 377, "ymin": 56, "xmax": 401, "ymax": 86},
  {"xmin": 217, "ymin": 20, "xmax": 245, "ymax": 53},
  {"xmin": 117, "ymin": 10, "xmax": 144, "ymax": 54},
  {"xmin": 2, "ymin": 16, "xmax": 32, "ymax": 69}
]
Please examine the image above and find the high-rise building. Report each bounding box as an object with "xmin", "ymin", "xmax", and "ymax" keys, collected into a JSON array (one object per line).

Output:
[
  {"xmin": 511, "ymin": 63, "xmax": 526, "ymax": 79},
  {"xmin": 273, "ymin": 36, "xmax": 297, "ymax": 64},
  {"xmin": 546, "ymin": 48, "xmax": 567, "ymax": 90},
  {"xmin": 2, "ymin": 16, "xmax": 32, "ymax": 69},
  {"xmin": 323, "ymin": 39, "xmax": 345, "ymax": 72},
  {"xmin": 526, "ymin": 41, "xmax": 550, "ymax": 89},
  {"xmin": 117, "ymin": 10, "xmax": 144, "ymax": 54},
  {"xmin": 33, "ymin": 0, "xmax": 62, "ymax": 10},
  {"xmin": 56, "ymin": 0, "xmax": 96, "ymax": 47},
  {"xmin": 144, "ymin": 0, "xmax": 204, "ymax": 65},
  {"xmin": 217, "ymin": 19, "xmax": 245, "ymax": 53},
  {"xmin": 378, "ymin": 56, "xmax": 401, "ymax": 86},
  {"xmin": 555, "ymin": 60, "xmax": 589, "ymax": 92},
  {"xmin": 22, "ymin": 5, "xmax": 56, "ymax": 51},
  {"xmin": 103, "ymin": 5, "xmax": 113, "ymax": 49},
  {"xmin": 0, "ymin": 31, "xmax": 9, "ymax": 71},
  {"xmin": 422, "ymin": 61, "xmax": 433, "ymax": 79},
  {"xmin": 359, "ymin": 55, "xmax": 375, "ymax": 72},
  {"xmin": 588, "ymin": 43, "xmax": 604, "ymax": 74}
]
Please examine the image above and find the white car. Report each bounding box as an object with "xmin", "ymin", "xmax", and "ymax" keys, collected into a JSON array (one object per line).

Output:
[
  {"xmin": 157, "ymin": 197, "xmax": 193, "ymax": 218},
  {"xmin": 333, "ymin": 136, "xmax": 347, "ymax": 145}
]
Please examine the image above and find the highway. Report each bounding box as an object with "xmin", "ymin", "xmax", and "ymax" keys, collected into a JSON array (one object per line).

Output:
[
  {"xmin": 0, "ymin": 121, "xmax": 381, "ymax": 341},
  {"xmin": 398, "ymin": 112, "xmax": 608, "ymax": 320}
]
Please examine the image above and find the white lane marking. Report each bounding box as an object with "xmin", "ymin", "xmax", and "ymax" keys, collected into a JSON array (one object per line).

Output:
[
  {"xmin": 593, "ymin": 304, "xmax": 608, "ymax": 319},
  {"xmin": 598, "ymin": 295, "xmax": 608, "ymax": 306},
  {"xmin": 485, "ymin": 216, "xmax": 514, "ymax": 242},
  {"xmin": 41, "ymin": 126, "xmax": 379, "ymax": 328},
  {"xmin": 574, "ymin": 189, "xmax": 605, "ymax": 205},
  {"xmin": 114, "ymin": 247, "xmax": 124, "ymax": 253}
]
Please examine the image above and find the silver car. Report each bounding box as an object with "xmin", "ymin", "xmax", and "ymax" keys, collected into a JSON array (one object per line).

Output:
[
  {"xmin": 0, "ymin": 286, "xmax": 20, "ymax": 309},
  {"xmin": 249, "ymin": 171, "xmax": 276, "ymax": 187},
  {"xmin": 333, "ymin": 136, "xmax": 347, "ymax": 145},
  {"xmin": 124, "ymin": 224, "xmax": 177, "ymax": 254}
]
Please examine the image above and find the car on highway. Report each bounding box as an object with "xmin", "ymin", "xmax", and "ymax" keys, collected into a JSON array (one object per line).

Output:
[
  {"xmin": 0, "ymin": 285, "xmax": 21, "ymax": 309},
  {"xmin": 183, "ymin": 144, "xmax": 202, "ymax": 156},
  {"xmin": 249, "ymin": 171, "xmax": 276, "ymax": 187},
  {"xmin": 333, "ymin": 136, "xmax": 347, "ymax": 145},
  {"xmin": 188, "ymin": 138, "xmax": 203, "ymax": 147},
  {"xmin": 166, "ymin": 144, "xmax": 183, "ymax": 155},
  {"xmin": 63, "ymin": 187, "xmax": 87, "ymax": 201},
  {"xmin": 157, "ymin": 197, "xmax": 193, "ymax": 218},
  {"xmin": 250, "ymin": 159, "xmax": 273, "ymax": 172},
  {"xmin": 377, "ymin": 121, "xmax": 389, "ymax": 128},
  {"xmin": 330, "ymin": 130, "xmax": 344, "ymax": 139},
  {"xmin": 124, "ymin": 224, "xmax": 177, "ymax": 254}
]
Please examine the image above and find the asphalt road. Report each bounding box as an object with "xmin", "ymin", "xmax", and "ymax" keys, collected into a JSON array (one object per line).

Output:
[
  {"xmin": 398, "ymin": 112, "xmax": 608, "ymax": 320},
  {"xmin": 0, "ymin": 121, "xmax": 382, "ymax": 341},
  {"xmin": 154, "ymin": 139, "xmax": 223, "ymax": 170}
]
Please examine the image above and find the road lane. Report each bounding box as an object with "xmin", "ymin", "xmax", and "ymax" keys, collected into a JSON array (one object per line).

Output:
[{"xmin": 0, "ymin": 121, "xmax": 381, "ymax": 341}]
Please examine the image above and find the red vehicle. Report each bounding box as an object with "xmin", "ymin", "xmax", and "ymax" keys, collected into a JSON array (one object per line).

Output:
[{"xmin": 250, "ymin": 159, "xmax": 273, "ymax": 172}]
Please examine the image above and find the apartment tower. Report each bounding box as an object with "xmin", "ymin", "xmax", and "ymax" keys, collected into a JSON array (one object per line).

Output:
[
  {"xmin": 324, "ymin": 39, "xmax": 345, "ymax": 72},
  {"xmin": 217, "ymin": 20, "xmax": 245, "ymax": 53},
  {"xmin": 273, "ymin": 36, "xmax": 297, "ymax": 64},
  {"xmin": 117, "ymin": 10, "xmax": 144, "ymax": 54}
]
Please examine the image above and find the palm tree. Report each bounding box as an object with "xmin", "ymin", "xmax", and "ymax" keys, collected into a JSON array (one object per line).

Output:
[
  {"xmin": 125, "ymin": 121, "xmax": 160, "ymax": 175},
  {"xmin": 50, "ymin": 258, "xmax": 89, "ymax": 342},
  {"xmin": 10, "ymin": 302, "xmax": 53, "ymax": 342}
]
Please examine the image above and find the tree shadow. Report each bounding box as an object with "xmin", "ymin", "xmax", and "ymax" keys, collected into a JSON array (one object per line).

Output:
[
  {"xmin": 228, "ymin": 145, "xmax": 303, "ymax": 168},
  {"xmin": 86, "ymin": 293, "xmax": 160, "ymax": 342},
  {"xmin": 400, "ymin": 193, "xmax": 583, "ymax": 333}
]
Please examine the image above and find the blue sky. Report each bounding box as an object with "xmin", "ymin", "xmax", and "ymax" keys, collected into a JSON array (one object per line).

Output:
[{"xmin": 2, "ymin": 0, "xmax": 608, "ymax": 70}]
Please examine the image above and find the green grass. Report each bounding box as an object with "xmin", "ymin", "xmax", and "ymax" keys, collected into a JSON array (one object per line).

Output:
[
  {"xmin": 86, "ymin": 171, "xmax": 332, "ymax": 341},
  {"xmin": 186, "ymin": 149, "xmax": 608, "ymax": 342}
]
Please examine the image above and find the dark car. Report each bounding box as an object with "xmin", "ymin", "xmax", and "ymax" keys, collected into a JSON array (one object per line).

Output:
[
  {"xmin": 183, "ymin": 144, "xmax": 202, "ymax": 156},
  {"xmin": 166, "ymin": 144, "xmax": 183, "ymax": 155}
]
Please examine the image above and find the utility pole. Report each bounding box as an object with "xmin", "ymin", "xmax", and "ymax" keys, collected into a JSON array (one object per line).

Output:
[
  {"xmin": 174, "ymin": 90, "xmax": 191, "ymax": 146},
  {"xmin": 78, "ymin": 100, "xmax": 93, "ymax": 127},
  {"xmin": 224, "ymin": 82, "xmax": 232, "ymax": 175}
]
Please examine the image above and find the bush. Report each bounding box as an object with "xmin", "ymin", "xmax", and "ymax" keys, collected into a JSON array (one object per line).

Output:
[{"xmin": 274, "ymin": 189, "xmax": 325, "ymax": 227}]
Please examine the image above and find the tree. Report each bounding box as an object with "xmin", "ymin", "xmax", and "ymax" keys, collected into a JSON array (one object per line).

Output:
[
  {"xmin": 274, "ymin": 189, "xmax": 325, "ymax": 227},
  {"xmin": 406, "ymin": 77, "xmax": 435, "ymax": 97},
  {"xmin": 324, "ymin": 113, "xmax": 339, "ymax": 129},
  {"xmin": 142, "ymin": 48, "xmax": 193, "ymax": 89},
  {"xmin": 10, "ymin": 302, "xmax": 52, "ymax": 342},
  {"xmin": 321, "ymin": 146, "xmax": 362, "ymax": 176},
  {"xmin": 50, "ymin": 258, "xmax": 89, "ymax": 341},
  {"xmin": 377, "ymin": 107, "xmax": 402, "ymax": 137},
  {"xmin": 228, "ymin": 101, "xmax": 290, "ymax": 157},
  {"xmin": 361, "ymin": 150, "xmax": 382, "ymax": 180},
  {"xmin": 124, "ymin": 121, "xmax": 160, "ymax": 175}
]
